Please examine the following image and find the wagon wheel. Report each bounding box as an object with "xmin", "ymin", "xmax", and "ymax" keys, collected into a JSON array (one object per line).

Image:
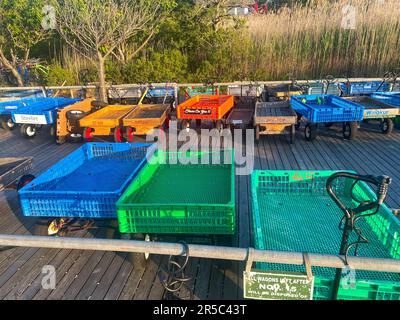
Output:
[
  {"xmin": 113, "ymin": 127, "xmax": 126, "ymax": 143},
  {"xmin": 163, "ymin": 115, "xmax": 171, "ymax": 130},
  {"xmin": 343, "ymin": 122, "xmax": 358, "ymax": 140},
  {"xmin": 66, "ymin": 110, "xmax": 90, "ymax": 122},
  {"xmin": 68, "ymin": 133, "xmax": 83, "ymax": 143},
  {"xmin": 82, "ymin": 127, "xmax": 94, "ymax": 142},
  {"xmin": 126, "ymin": 127, "xmax": 135, "ymax": 142},
  {"xmin": 380, "ymin": 119, "xmax": 394, "ymax": 135},
  {"xmin": 304, "ymin": 123, "xmax": 317, "ymax": 142},
  {"xmin": 295, "ymin": 115, "xmax": 302, "ymax": 130},
  {"xmin": 255, "ymin": 125, "xmax": 260, "ymax": 142},
  {"xmin": 180, "ymin": 119, "xmax": 190, "ymax": 132},
  {"xmin": 215, "ymin": 120, "xmax": 223, "ymax": 131},
  {"xmin": 17, "ymin": 174, "xmax": 35, "ymax": 190},
  {"xmin": 289, "ymin": 124, "xmax": 296, "ymax": 144},
  {"xmin": 1, "ymin": 117, "xmax": 15, "ymax": 131},
  {"xmin": 20, "ymin": 124, "xmax": 37, "ymax": 139}
]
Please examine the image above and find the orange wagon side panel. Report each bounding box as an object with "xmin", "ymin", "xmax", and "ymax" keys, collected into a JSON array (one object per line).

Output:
[{"xmin": 177, "ymin": 95, "xmax": 234, "ymax": 120}]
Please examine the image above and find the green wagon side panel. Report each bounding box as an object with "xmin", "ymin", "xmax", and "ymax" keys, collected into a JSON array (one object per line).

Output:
[{"xmin": 117, "ymin": 150, "xmax": 236, "ymax": 235}]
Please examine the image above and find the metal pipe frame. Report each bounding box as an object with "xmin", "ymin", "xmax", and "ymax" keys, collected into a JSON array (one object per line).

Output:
[
  {"xmin": 0, "ymin": 77, "xmax": 388, "ymax": 91},
  {"xmin": 0, "ymin": 234, "xmax": 399, "ymax": 273}
]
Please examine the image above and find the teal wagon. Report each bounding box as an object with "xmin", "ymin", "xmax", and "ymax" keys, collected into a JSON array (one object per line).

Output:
[{"xmin": 251, "ymin": 170, "xmax": 400, "ymax": 300}]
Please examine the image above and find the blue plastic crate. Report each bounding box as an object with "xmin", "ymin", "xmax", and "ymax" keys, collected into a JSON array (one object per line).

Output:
[
  {"xmin": 339, "ymin": 81, "xmax": 390, "ymax": 96},
  {"xmin": 291, "ymin": 94, "xmax": 364, "ymax": 123},
  {"xmin": 147, "ymin": 87, "xmax": 175, "ymax": 98},
  {"xmin": 19, "ymin": 142, "xmax": 155, "ymax": 218},
  {"xmin": 10, "ymin": 97, "xmax": 80, "ymax": 125},
  {"xmin": 371, "ymin": 92, "xmax": 400, "ymax": 107}
]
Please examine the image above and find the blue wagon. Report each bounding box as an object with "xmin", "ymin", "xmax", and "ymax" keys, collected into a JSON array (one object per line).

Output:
[
  {"xmin": 291, "ymin": 94, "xmax": 364, "ymax": 141},
  {"xmin": 9, "ymin": 97, "xmax": 80, "ymax": 138},
  {"xmin": 339, "ymin": 81, "xmax": 391, "ymax": 96},
  {"xmin": 19, "ymin": 142, "xmax": 154, "ymax": 234},
  {"xmin": 144, "ymin": 86, "xmax": 175, "ymax": 106},
  {"xmin": 371, "ymin": 92, "xmax": 400, "ymax": 107},
  {"xmin": 0, "ymin": 98, "xmax": 39, "ymax": 130}
]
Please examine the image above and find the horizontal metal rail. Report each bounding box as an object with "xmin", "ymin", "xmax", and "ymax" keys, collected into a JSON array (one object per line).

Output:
[
  {"xmin": 0, "ymin": 234, "xmax": 399, "ymax": 273},
  {"xmin": 0, "ymin": 77, "xmax": 387, "ymax": 91}
]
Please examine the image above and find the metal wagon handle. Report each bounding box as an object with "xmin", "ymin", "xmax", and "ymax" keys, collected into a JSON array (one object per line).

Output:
[
  {"xmin": 326, "ymin": 171, "xmax": 391, "ymax": 300},
  {"xmin": 326, "ymin": 172, "xmax": 391, "ymax": 218}
]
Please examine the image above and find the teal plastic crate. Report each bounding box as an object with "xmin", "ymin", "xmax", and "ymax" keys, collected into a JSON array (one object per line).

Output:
[{"xmin": 251, "ymin": 170, "xmax": 400, "ymax": 300}]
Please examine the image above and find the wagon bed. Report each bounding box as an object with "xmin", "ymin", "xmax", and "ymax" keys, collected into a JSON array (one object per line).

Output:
[
  {"xmin": 254, "ymin": 101, "xmax": 297, "ymax": 143},
  {"xmin": 266, "ymin": 84, "xmax": 303, "ymax": 100},
  {"xmin": 345, "ymin": 96, "xmax": 399, "ymax": 119},
  {"xmin": 251, "ymin": 170, "xmax": 400, "ymax": 300},
  {"xmin": 80, "ymin": 105, "xmax": 134, "ymax": 126},
  {"xmin": 122, "ymin": 104, "xmax": 170, "ymax": 136},
  {"xmin": 19, "ymin": 143, "xmax": 152, "ymax": 218},
  {"xmin": 117, "ymin": 150, "xmax": 235, "ymax": 235}
]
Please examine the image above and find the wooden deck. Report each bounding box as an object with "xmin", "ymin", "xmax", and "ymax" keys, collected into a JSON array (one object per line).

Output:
[{"xmin": 0, "ymin": 124, "xmax": 399, "ymax": 300}]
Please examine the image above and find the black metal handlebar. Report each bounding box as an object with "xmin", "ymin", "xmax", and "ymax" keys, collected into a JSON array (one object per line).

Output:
[
  {"xmin": 326, "ymin": 172, "xmax": 391, "ymax": 218},
  {"xmin": 326, "ymin": 171, "xmax": 391, "ymax": 300}
]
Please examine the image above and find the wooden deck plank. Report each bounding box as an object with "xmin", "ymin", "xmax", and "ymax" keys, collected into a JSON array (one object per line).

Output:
[{"xmin": 0, "ymin": 128, "xmax": 400, "ymax": 300}]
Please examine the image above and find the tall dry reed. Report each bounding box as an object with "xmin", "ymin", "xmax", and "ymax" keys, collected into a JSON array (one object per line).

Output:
[{"xmin": 246, "ymin": 0, "xmax": 400, "ymax": 80}]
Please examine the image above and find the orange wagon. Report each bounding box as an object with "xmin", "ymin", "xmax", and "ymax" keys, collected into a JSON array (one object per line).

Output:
[
  {"xmin": 176, "ymin": 94, "xmax": 234, "ymax": 130},
  {"xmin": 79, "ymin": 105, "xmax": 135, "ymax": 142}
]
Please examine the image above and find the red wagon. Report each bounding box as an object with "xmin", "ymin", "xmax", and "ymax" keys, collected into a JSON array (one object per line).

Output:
[{"xmin": 176, "ymin": 94, "xmax": 234, "ymax": 130}]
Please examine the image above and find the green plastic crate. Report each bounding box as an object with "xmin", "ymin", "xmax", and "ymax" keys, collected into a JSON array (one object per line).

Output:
[
  {"xmin": 117, "ymin": 150, "xmax": 235, "ymax": 235},
  {"xmin": 251, "ymin": 170, "xmax": 400, "ymax": 300}
]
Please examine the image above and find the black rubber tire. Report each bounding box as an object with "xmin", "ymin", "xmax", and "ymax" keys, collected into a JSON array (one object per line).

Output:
[
  {"xmin": 68, "ymin": 133, "xmax": 83, "ymax": 143},
  {"xmin": 295, "ymin": 114, "xmax": 302, "ymax": 130},
  {"xmin": 113, "ymin": 127, "xmax": 125, "ymax": 142},
  {"xmin": 82, "ymin": 127, "xmax": 94, "ymax": 142},
  {"xmin": 215, "ymin": 120, "xmax": 223, "ymax": 131},
  {"xmin": 343, "ymin": 122, "xmax": 358, "ymax": 140},
  {"xmin": 290, "ymin": 124, "xmax": 296, "ymax": 144},
  {"xmin": 255, "ymin": 125, "xmax": 260, "ymax": 141},
  {"xmin": 20, "ymin": 124, "xmax": 37, "ymax": 139},
  {"xmin": 50, "ymin": 125, "xmax": 56, "ymax": 137},
  {"xmin": 304, "ymin": 123, "xmax": 317, "ymax": 142},
  {"xmin": 180, "ymin": 119, "xmax": 190, "ymax": 131},
  {"xmin": 17, "ymin": 174, "xmax": 35, "ymax": 190},
  {"xmin": 1, "ymin": 118, "xmax": 15, "ymax": 131},
  {"xmin": 66, "ymin": 110, "xmax": 90, "ymax": 122},
  {"xmin": 381, "ymin": 118, "xmax": 394, "ymax": 135}
]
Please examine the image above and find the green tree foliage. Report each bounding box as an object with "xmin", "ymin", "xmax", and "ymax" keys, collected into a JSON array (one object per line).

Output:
[{"xmin": 0, "ymin": 0, "xmax": 50, "ymax": 86}]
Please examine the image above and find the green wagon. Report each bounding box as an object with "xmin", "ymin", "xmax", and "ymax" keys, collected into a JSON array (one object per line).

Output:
[
  {"xmin": 117, "ymin": 150, "xmax": 236, "ymax": 238},
  {"xmin": 251, "ymin": 170, "xmax": 400, "ymax": 300}
]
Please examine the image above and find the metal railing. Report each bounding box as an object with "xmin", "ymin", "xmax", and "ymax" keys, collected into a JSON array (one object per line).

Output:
[
  {"xmin": 0, "ymin": 77, "xmax": 388, "ymax": 92},
  {"xmin": 0, "ymin": 234, "xmax": 399, "ymax": 273}
]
